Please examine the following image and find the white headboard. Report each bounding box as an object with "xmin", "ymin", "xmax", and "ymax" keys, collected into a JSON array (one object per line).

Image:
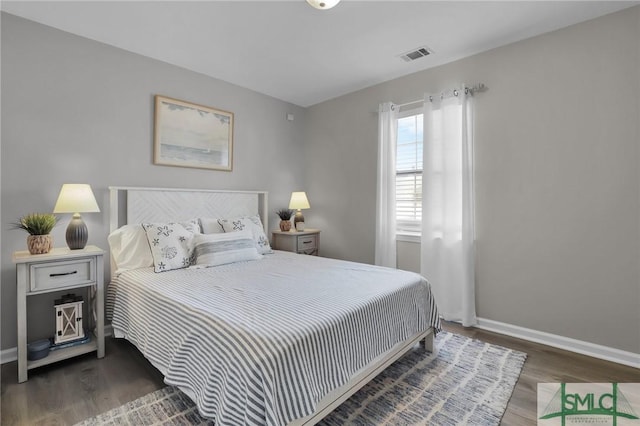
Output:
[{"xmin": 109, "ymin": 186, "xmax": 269, "ymax": 232}]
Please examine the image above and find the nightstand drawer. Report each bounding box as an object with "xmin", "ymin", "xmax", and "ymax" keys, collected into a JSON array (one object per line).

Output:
[
  {"xmin": 297, "ymin": 235, "xmax": 318, "ymax": 251},
  {"xmin": 30, "ymin": 258, "xmax": 95, "ymax": 292},
  {"xmin": 271, "ymin": 229, "xmax": 320, "ymax": 256}
]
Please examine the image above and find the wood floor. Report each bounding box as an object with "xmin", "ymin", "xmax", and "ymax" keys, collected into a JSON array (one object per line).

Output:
[{"xmin": 1, "ymin": 322, "xmax": 639, "ymax": 425}]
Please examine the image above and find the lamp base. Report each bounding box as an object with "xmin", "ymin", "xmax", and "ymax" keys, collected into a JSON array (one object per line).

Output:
[
  {"xmin": 293, "ymin": 210, "xmax": 305, "ymax": 232},
  {"xmin": 66, "ymin": 213, "xmax": 88, "ymax": 250}
]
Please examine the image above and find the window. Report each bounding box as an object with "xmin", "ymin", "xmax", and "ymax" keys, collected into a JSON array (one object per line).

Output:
[{"xmin": 396, "ymin": 109, "xmax": 423, "ymax": 235}]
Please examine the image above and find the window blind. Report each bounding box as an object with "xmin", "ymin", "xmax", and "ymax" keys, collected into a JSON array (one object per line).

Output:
[{"xmin": 396, "ymin": 112, "xmax": 423, "ymax": 234}]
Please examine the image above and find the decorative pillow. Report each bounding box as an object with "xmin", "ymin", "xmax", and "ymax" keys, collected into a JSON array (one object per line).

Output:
[
  {"xmin": 199, "ymin": 217, "xmax": 225, "ymax": 234},
  {"xmin": 192, "ymin": 231, "xmax": 262, "ymax": 267},
  {"xmin": 107, "ymin": 224, "xmax": 154, "ymax": 274},
  {"xmin": 218, "ymin": 215, "xmax": 273, "ymax": 254},
  {"xmin": 142, "ymin": 219, "xmax": 200, "ymax": 273}
]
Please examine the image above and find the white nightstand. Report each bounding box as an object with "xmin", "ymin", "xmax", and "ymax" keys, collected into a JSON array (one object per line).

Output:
[
  {"xmin": 12, "ymin": 245, "xmax": 105, "ymax": 383},
  {"xmin": 272, "ymin": 229, "xmax": 320, "ymax": 255}
]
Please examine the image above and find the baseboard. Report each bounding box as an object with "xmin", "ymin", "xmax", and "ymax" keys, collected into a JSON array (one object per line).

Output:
[
  {"xmin": 1, "ymin": 347, "xmax": 17, "ymax": 365},
  {"xmin": 4, "ymin": 321, "xmax": 637, "ymax": 369},
  {"xmin": 476, "ymin": 317, "xmax": 640, "ymax": 369},
  {"xmin": 1, "ymin": 325, "xmax": 114, "ymax": 365}
]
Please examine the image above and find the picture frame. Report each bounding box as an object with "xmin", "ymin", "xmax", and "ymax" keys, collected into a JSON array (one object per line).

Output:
[{"xmin": 154, "ymin": 95, "xmax": 234, "ymax": 171}]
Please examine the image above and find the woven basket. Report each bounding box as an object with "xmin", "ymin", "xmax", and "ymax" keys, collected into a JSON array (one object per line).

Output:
[
  {"xmin": 279, "ymin": 220, "xmax": 292, "ymax": 231},
  {"xmin": 27, "ymin": 235, "xmax": 53, "ymax": 254}
]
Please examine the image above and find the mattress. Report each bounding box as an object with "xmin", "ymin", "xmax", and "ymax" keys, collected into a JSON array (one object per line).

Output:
[{"xmin": 107, "ymin": 251, "xmax": 441, "ymax": 426}]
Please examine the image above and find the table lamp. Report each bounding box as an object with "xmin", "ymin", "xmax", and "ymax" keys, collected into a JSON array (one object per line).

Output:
[
  {"xmin": 289, "ymin": 191, "xmax": 310, "ymax": 231},
  {"xmin": 53, "ymin": 184, "xmax": 100, "ymax": 250}
]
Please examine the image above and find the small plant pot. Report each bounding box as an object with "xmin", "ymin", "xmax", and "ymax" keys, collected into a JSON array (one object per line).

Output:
[
  {"xmin": 279, "ymin": 220, "xmax": 292, "ymax": 232},
  {"xmin": 27, "ymin": 235, "xmax": 53, "ymax": 255}
]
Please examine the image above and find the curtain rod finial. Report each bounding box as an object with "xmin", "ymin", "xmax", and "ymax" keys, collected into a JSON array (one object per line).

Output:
[{"xmin": 470, "ymin": 83, "xmax": 487, "ymax": 93}]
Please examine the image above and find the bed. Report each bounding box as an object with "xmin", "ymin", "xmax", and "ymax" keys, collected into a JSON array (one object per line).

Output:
[{"xmin": 106, "ymin": 186, "xmax": 441, "ymax": 426}]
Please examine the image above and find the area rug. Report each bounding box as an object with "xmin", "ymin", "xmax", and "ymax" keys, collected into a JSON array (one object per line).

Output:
[{"xmin": 76, "ymin": 332, "xmax": 526, "ymax": 426}]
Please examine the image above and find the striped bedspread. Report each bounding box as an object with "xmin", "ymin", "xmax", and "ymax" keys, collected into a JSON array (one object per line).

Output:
[{"xmin": 107, "ymin": 251, "xmax": 441, "ymax": 426}]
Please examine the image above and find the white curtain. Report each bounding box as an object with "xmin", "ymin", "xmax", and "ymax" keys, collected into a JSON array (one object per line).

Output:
[
  {"xmin": 421, "ymin": 89, "xmax": 477, "ymax": 326},
  {"xmin": 375, "ymin": 102, "xmax": 397, "ymax": 268}
]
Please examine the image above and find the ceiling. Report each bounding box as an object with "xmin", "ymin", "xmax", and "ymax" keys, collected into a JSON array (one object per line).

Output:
[{"xmin": 2, "ymin": 1, "xmax": 638, "ymax": 107}]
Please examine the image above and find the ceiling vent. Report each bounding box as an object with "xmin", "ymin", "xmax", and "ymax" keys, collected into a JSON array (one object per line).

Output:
[{"xmin": 399, "ymin": 46, "xmax": 433, "ymax": 62}]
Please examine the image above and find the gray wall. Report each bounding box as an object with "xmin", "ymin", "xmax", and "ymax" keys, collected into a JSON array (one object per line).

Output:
[
  {"xmin": 305, "ymin": 7, "xmax": 640, "ymax": 353},
  {"xmin": 1, "ymin": 13, "xmax": 307, "ymax": 349},
  {"xmin": 3, "ymin": 7, "xmax": 639, "ymax": 356}
]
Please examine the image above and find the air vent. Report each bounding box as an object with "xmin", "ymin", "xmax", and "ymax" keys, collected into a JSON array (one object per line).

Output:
[{"xmin": 399, "ymin": 46, "xmax": 433, "ymax": 62}]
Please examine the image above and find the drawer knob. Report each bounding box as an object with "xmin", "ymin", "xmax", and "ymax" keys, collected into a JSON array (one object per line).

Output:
[{"xmin": 49, "ymin": 271, "xmax": 78, "ymax": 278}]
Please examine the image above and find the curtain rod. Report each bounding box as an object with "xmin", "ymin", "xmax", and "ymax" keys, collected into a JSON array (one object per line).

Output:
[{"xmin": 396, "ymin": 83, "xmax": 487, "ymax": 108}]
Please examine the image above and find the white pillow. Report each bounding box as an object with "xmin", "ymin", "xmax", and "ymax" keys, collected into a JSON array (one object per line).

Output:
[
  {"xmin": 199, "ymin": 217, "xmax": 225, "ymax": 234},
  {"xmin": 107, "ymin": 224, "xmax": 154, "ymax": 274},
  {"xmin": 192, "ymin": 231, "xmax": 262, "ymax": 267},
  {"xmin": 218, "ymin": 215, "xmax": 273, "ymax": 254},
  {"xmin": 142, "ymin": 219, "xmax": 200, "ymax": 273}
]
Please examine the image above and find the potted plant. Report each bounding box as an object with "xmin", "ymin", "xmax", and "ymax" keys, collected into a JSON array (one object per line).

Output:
[
  {"xmin": 275, "ymin": 208, "xmax": 294, "ymax": 232},
  {"xmin": 12, "ymin": 213, "xmax": 58, "ymax": 254}
]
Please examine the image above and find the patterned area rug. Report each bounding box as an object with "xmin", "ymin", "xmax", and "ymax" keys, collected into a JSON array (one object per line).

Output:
[{"xmin": 76, "ymin": 332, "xmax": 526, "ymax": 426}]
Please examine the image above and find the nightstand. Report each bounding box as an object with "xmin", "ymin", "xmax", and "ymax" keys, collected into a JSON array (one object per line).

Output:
[
  {"xmin": 272, "ymin": 229, "xmax": 320, "ymax": 255},
  {"xmin": 12, "ymin": 245, "xmax": 105, "ymax": 383}
]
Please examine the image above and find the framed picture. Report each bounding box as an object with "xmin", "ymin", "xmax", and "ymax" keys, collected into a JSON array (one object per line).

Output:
[{"xmin": 154, "ymin": 95, "xmax": 234, "ymax": 171}]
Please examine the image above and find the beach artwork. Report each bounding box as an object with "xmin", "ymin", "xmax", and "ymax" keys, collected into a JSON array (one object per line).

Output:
[{"xmin": 154, "ymin": 95, "xmax": 234, "ymax": 171}]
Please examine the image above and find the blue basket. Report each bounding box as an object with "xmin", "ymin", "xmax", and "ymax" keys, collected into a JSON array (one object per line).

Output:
[{"xmin": 27, "ymin": 339, "xmax": 50, "ymax": 361}]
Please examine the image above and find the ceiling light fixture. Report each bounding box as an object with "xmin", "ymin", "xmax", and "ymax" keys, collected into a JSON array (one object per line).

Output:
[{"xmin": 306, "ymin": 0, "xmax": 340, "ymax": 10}]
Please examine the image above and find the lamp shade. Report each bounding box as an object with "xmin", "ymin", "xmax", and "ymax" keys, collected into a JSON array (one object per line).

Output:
[
  {"xmin": 53, "ymin": 184, "xmax": 100, "ymax": 213},
  {"xmin": 289, "ymin": 192, "xmax": 310, "ymax": 210},
  {"xmin": 306, "ymin": 0, "xmax": 340, "ymax": 10}
]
